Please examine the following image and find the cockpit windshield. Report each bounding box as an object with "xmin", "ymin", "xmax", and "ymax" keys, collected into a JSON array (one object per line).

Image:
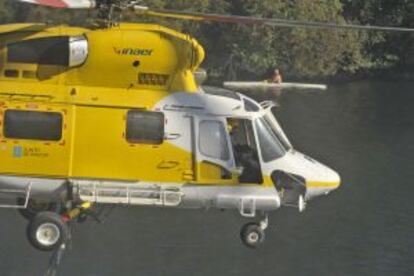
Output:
[
  {"xmin": 264, "ymin": 108, "xmax": 292, "ymax": 150},
  {"xmin": 255, "ymin": 118, "xmax": 287, "ymax": 162},
  {"xmin": 263, "ymin": 115, "xmax": 292, "ymax": 152}
]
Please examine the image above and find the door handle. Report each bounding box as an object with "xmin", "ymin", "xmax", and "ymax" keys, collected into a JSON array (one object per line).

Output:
[{"xmin": 157, "ymin": 161, "xmax": 180, "ymax": 169}]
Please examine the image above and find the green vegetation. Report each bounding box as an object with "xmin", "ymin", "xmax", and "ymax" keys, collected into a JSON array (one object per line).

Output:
[{"xmin": 1, "ymin": 0, "xmax": 413, "ymax": 80}]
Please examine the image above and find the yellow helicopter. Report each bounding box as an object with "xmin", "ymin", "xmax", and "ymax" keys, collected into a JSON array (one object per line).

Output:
[{"xmin": 0, "ymin": 0, "xmax": 412, "ymax": 252}]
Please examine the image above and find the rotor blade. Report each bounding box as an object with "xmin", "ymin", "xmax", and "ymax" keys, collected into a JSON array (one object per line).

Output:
[
  {"xmin": 18, "ymin": 0, "xmax": 95, "ymax": 9},
  {"xmin": 0, "ymin": 23, "xmax": 47, "ymax": 35},
  {"xmin": 0, "ymin": 24, "xmax": 48, "ymax": 40},
  {"xmin": 135, "ymin": 6, "xmax": 414, "ymax": 33}
]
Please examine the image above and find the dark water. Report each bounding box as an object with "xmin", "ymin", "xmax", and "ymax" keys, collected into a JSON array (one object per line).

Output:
[{"xmin": 0, "ymin": 81, "xmax": 413, "ymax": 276}]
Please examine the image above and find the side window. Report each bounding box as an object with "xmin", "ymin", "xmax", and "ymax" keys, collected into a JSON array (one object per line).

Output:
[
  {"xmin": 199, "ymin": 120, "xmax": 229, "ymax": 160},
  {"xmin": 3, "ymin": 110, "xmax": 63, "ymax": 141},
  {"xmin": 126, "ymin": 110, "xmax": 164, "ymax": 145}
]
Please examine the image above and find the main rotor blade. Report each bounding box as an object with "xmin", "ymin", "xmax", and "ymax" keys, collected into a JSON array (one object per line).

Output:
[
  {"xmin": 18, "ymin": 0, "xmax": 95, "ymax": 9},
  {"xmin": 135, "ymin": 6, "xmax": 414, "ymax": 33}
]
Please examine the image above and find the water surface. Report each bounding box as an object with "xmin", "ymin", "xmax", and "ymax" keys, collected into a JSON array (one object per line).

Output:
[{"xmin": 0, "ymin": 80, "xmax": 413, "ymax": 276}]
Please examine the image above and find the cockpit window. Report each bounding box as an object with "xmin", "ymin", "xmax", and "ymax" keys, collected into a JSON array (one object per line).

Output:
[
  {"xmin": 199, "ymin": 120, "xmax": 230, "ymax": 161},
  {"xmin": 255, "ymin": 118, "xmax": 286, "ymax": 162},
  {"xmin": 244, "ymin": 98, "xmax": 260, "ymax": 112},
  {"xmin": 264, "ymin": 116, "xmax": 292, "ymax": 151}
]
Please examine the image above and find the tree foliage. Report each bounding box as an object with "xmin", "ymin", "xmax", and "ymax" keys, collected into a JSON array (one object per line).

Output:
[
  {"xmin": 341, "ymin": 0, "xmax": 414, "ymax": 69},
  {"xmin": 0, "ymin": 0, "xmax": 413, "ymax": 79}
]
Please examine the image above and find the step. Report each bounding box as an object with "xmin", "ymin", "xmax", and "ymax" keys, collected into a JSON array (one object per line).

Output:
[
  {"xmin": 75, "ymin": 182, "xmax": 183, "ymax": 207},
  {"xmin": 0, "ymin": 182, "xmax": 32, "ymax": 209}
]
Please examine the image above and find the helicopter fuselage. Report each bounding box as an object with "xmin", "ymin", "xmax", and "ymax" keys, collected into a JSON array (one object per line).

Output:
[{"xmin": 0, "ymin": 23, "xmax": 340, "ymax": 250}]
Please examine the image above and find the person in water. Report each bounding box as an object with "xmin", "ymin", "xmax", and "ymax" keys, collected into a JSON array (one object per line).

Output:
[{"xmin": 271, "ymin": 69, "xmax": 283, "ymax": 83}]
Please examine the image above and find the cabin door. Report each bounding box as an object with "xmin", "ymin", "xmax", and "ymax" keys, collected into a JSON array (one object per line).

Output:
[{"xmin": 193, "ymin": 116, "xmax": 236, "ymax": 184}]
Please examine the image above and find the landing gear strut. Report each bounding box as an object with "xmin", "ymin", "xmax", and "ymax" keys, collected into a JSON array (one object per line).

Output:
[
  {"xmin": 17, "ymin": 198, "xmax": 63, "ymax": 220},
  {"xmin": 240, "ymin": 214, "xmax": 268, "ymax": 248}
]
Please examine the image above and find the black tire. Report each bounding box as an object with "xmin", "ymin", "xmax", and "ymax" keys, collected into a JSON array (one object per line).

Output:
[
  {"xmin": 240, "ymin": 223, "xmax": 265, "ymax": 248},
  {"xmin": 17, "ymin": 198, "xmax": 63, "ymax": 220},
  {"xmin": 27, "ymin": 211, "xmax": 69, "ymax": 252}
]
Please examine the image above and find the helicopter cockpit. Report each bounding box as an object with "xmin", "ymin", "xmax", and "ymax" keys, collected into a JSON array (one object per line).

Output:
[{"xmin": 194, "ymin": 86, "xmax": 340, "ymax": 206}]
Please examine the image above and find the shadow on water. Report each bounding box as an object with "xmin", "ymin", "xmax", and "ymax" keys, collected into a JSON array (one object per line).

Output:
[{"xmin": 0, "ymin": 80, "xmax": 413, "ymax": 276}]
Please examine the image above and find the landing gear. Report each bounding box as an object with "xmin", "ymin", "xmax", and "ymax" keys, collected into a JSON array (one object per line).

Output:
[
  {"xmin": 27, "ymin": 212, "xmax": 69, "ymax": 251},
  {"xmin": 17, "ymin": 198, "xmax": 63, "ymax": 220},
  {"xmin": 26, "ymin": 201, "xmax": 94, "ymax": 251},
  {"xmin": 240, "ymin": 214, "xmax": 268, "ymax": 248},
  {"xmin": 240, "ymin": 223, "xmax": 265, "ymax": 248}
]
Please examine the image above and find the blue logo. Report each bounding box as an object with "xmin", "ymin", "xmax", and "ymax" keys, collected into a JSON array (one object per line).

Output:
[{"xmin": 13, "ymin": 146, "xmax": 23, "ymax": 158}]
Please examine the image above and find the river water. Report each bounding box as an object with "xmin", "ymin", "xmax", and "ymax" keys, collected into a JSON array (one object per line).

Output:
[{"xmin": 0, "ymin": 80, "xmax": 413, "ymax": 276}]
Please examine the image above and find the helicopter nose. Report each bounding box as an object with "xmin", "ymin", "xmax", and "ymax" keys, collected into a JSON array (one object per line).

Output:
[
  {"xmin": 323, "ymin": 168, "xmax": 341, "ymax": 191},
  {"xmin": 306, "ymin": 165, "xmax": 341, "ymax": 200}
]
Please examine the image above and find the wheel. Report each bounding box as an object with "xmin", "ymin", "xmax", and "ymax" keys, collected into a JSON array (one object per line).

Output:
[
  {"xmin": 240, "ymin": 223, "xmax": 265, "ymax": 248},
  {"xmin": 27, "ymin": 212, "xmax": 69, "ymax": 251},
  {"xmin": 17, "ymin": 198, "xmax": 63, "ymax": 220}
]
